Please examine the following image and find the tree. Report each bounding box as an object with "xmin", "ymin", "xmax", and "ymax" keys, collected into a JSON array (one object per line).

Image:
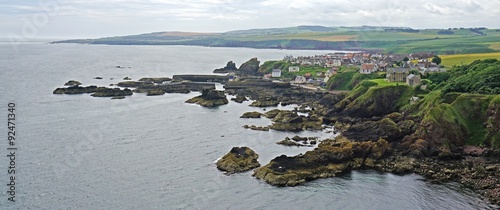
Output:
[
  {"xmin": 432, "ymin": 55, "xmax": 442, "ymax": 65},
  {"xmin": 402, "ymin": 57, "xmax": 409, "ymax": 62}
]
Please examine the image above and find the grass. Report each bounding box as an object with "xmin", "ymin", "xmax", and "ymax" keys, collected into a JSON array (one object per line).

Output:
[
  {"xmin": 369, "ymin": 79, "xmax": 407, "ymax": 87},
  {"xmin": 440, "ymin": 52, "xmax": 500, "ymax": 67}
]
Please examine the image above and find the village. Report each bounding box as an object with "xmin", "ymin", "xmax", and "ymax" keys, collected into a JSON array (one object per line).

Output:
[{"xmin": 259, "ymin": 52, "xmax": 447, "ymax": 90}]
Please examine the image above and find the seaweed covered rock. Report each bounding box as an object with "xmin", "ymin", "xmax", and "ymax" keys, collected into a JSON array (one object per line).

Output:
[
  {"xmin": 240, "ymin": 111, "xmax": 262, "ymax": 118},
  {"xmin": 341, "ymin": 118, "xmax": 404, "ymax": 142},
  {"xmin": 216, "ymin": 147, "xmax": 260, "ymax": 174},
  {"xmin": 185, "ymin": 88, "xmax": 228, "ymax": 107},
  {"xmin": 90, "ymin": 87, "xmax": 133, "ymax": 97},
  {"xmin": 250, "ymin": 97, "xmax": 280, "ymax": 107},
  {"xmin": 146, "ymin": 89, "xmax": 166, "ymax": 96},
  {"xmin": 267, "ymin": 110, "xmax": 323, "ymax": 131},
  {"xmin": 253, "ymin": 138, "xmax": 390, "ymax": 186},
  {"xmin": 138, "ymin": 77, "xmax": 172, "ymax": 84},
  {"xmin": 242, "ymin": 125, "xmax": 270, "ymax": 131},
  {"xmin": 64, "ymin": 80, "xmax": 82, "ymax": 86},
  {"xmin": 231, "ymin": 94, "xmax": 248, "ymax": 103},
  {"xmin": 53, "ymin": 85, "xmax": 98, "ymax": 94}
]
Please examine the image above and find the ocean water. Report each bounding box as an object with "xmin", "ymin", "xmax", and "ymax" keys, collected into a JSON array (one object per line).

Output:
[{"xmin": 0, "ymin": 43, "xmax": 497, "ymax": 209}]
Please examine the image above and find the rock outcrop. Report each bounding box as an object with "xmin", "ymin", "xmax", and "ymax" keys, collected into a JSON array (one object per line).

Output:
[
  {"xmin": 253, "ymin": 138, "xmax": 390, "ymax": 186},
  {"xmin": 185, "ymin": 88, "xmax": 228, "ymax": 107},
  {"xmin": 216, "ymin": 147, "xmax": 261, "ymax": 174},
  {"xmin": 231, "ymin": 94, "xmax": 248, "ymax": 103},
  {"xmin": 240, "ymin": 111, "xmax": 262, "ymax": 118},
  {"xmin": 266, "ymin": 110, "xmax": 323, "ymax": 131},
  {"xmin": 53, "ymin": 85, "xmax": 98, "ymax": 94},
  {"xmin": 238, "ymin": 58, "xmax": 260, "ymax": 76},
  {"xmin": 90, "ymin": 87, "xmax": 133, "ymax": 97},
  {"xmin": 213, "ymin": 61, "xmax": 238, "ymax": 73},
  {"xmin": 64, "ymin": 80, "xmax": 82, "ymax": 86}
]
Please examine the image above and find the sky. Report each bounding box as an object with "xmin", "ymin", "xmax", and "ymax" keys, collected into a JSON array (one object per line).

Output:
[{"xmin": 1, "ymin": 0, "xmax": 499, "ymax": 39}]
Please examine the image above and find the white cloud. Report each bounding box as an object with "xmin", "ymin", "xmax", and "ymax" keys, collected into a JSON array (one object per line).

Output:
[{"xmin": 0, "ymin": 0, "xmax": 499, "ymax": 38}]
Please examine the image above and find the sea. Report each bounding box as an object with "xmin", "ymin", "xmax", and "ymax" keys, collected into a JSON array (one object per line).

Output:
[{"xmin": 0, "ymin": 42, "xmax": 497, "ymax": 209}]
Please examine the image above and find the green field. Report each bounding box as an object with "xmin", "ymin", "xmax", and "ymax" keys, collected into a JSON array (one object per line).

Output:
[
  {"xmin": 370, "ymin": 79, "xmax": 407, "ymax": 87},
  {"xmin": 55, "ymin": 26, "xmax": 500, "ymax": 54},
  {"xmin": 440, "ymin": 52, "xmax": 500, "ymax": 67}
]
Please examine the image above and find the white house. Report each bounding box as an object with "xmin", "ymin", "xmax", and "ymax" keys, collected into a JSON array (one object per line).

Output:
[
  {"xmin": 288, "ymin": 66, "xmax": 300, "ymax": 72},
  {"xmin": 332, "ymin": 60, "xmax": 342, "ymax": 67},
  {"xmin": 360, "ymin": 64, "xmax": 377, "ymax": 74},
  {"xmin": 272, "ymin": 69, "xmax": 282, "ymax": 77},
  {"xmin": 324, "ymin": 76, "xmax": 331, "ymax": 83},
  {"xmin": 294, "ymin": 76, "xmax": 307, "ymax": 83}
]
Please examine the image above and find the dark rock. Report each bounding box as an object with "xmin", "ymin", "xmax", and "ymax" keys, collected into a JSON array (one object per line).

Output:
[
  {"xmin": 240, "ymin": 111, "xmax": 262, "ymax": 118},
  {"xmin": 231, "ymin": 95, "xmax": 248, "ymax": 103},
  {"xmin": 214, "ymin": 61, "xmax": 238, "ymax": 73},
  {"xmin": 238, "ymin": 58, "xmax": 260, "ymax": 76},
  {"xmin": 111, "ymin": 96, "xmax": 126, "ymax": 100},
  {"xmin": 90, "ymin": 87, "xmax": 133, "ymax": 97},
  {"xmin": 216, "ymin": 147, "xmax": 260, "ymax": 174},
  {"xmin": 123, "ymin": 77, "xmax": 132, "ymax": 80},
  {"xmin": 64, "ymin": 80, "xmax": 82, "ymax": 86},
  {"xmin": 146, "ymin": 89, "xmax": 166, "ymax": 96},
  {"xmin": 138, "ymin": 77, "xmax": 172, "ymax": 84},
  {"xmin": 342, "ymin": 118, "xmax": 402, "ymax": 142},
  {"xmin": 94, "ymin": 77, "xmax": 103, "ymax": 79},
  {"xmin": 53, "ymin": 85, "xmax": 98, "ymax": 94},
  {"xmin": 185, "ymin": 88, "xmax": 228, "ymax": 107},
  {"xmin": 276, "ymin": 139, "xmax": 306, "ymax": 147},
  {"xmin": 253, "ymin": 138, "xmax": 390, "ymax": 186}
]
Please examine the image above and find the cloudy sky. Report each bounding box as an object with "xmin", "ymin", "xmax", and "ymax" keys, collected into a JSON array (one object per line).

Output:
[{"xmin": 1, "ymin": 0, "xmax": 499, "ymax": 39}]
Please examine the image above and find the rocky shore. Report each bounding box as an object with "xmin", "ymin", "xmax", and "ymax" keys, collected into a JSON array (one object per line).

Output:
[{"xmin": 217, "ymin": 78, "xmax": 499, "ymax": 205}]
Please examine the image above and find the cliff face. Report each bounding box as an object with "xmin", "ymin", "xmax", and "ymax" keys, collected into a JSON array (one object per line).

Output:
[
  {"xmin": 327, "ymin": 81, "xmax": 413, "ymax": 118},
  {"xmin": 402, "ymin": 93, "xmax": 500, "ymax": 156}
]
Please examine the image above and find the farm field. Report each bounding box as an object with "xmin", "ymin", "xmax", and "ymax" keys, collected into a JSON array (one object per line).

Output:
[{"xmin": 441, "ymin": 52, "xmax": 500, "ymax": 67}]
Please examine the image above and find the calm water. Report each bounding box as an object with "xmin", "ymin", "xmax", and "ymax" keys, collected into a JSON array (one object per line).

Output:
[{"xmin": 0, "ymin": 43, "xmax": 497, "ymax": 209}]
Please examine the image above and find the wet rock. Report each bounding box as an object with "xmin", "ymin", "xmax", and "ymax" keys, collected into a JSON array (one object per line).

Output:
[
  {"xmin": 216, "ymin": 147, "xmax": 260, "ymax": 174},
  {"xmin": 213, "ymin": 61, "xmax": 238, "ymax": 73},
  {"xmin": 90, "ymin": 87, "xmax": 133, "ymax": 97},
  {"xmin": 123, "ymin": 77, "xmax": 132, "ymax": 80},
  {"xmin": 240, "ymin": 111, "xmax": 262, "ymax": 118},
  {"xmin": 253, "ymin": 138, "xmax": 390, "ymax": 186},
  {"xmin": 185, "ymin": 88, "xmax": 228, "ymax": 107},
  {"xmin": 231, "ymin": 94, "xmax": 248, "ymax": 103},
  {"xmin": 53, "ymin": 85, "xmax": 98, "ymax": 94},
  {"xmin": 111, "ymin": 96, "xmax": 126, "ymax": 100},
  {"xmin": 138, "ymin": 77, "xmax": 172, "ymax": 84},
  {"xmin": 94, "ymin": 77, "xmax": 103, "ymax": 79},
  {"xmin": 146, "ymin": 89, "xmax": 166, "ymax": 96},
  {"xmin": 64, "ymin": 80, "xmax": 82, "ymax": 86}
]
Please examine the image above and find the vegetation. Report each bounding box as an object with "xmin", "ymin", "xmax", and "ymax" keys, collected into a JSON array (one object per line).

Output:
[
  {"xmin": 443, "ymin": 59, "xmax": 500, "ymax": 94},
  {"xmin": 53, "ymin": 26, "xmax": 500, "ymax": 54},
  {"xmin": 327, "ymin": 67, "xmax": 383, "ymax": 90},
  {"xmin": 440, "ymin": 52, "xmax": 500, "ymax": 67},
  {"xmin": 400, "ymin": 59, "xmax": 500, "ymax": 148}
]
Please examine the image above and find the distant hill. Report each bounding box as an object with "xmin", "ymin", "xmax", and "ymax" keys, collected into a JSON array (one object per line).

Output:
[{"xmin": 52, "ymin": 26, "xmax": 500, "ymax": 54}]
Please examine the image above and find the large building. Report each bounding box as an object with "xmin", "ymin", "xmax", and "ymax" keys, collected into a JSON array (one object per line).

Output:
[{"xmin": 386, "ymin": 68, "xmax": 410, "ymax": 82}]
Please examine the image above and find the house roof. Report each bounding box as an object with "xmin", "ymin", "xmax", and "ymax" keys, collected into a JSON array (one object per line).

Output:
[
  {"xmin": 361, "ymin": 64, "xmax": 375, "ymax": 70},
  {"xmin": 407, "ymin": 74, "xmax": 416, "ymax": 79},
  {"xmin": 387, "ymin": 68, "xmax": 409, "ymax": 73},
  {"xmin": 272, "ymin": 69, "xmax": 281, "ymax": 73}
]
